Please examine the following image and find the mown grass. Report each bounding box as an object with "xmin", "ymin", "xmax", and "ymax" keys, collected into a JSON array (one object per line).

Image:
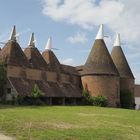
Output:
[{"xmin": 0, "ymin": 106, "xmax": 140, "ymax": 140}]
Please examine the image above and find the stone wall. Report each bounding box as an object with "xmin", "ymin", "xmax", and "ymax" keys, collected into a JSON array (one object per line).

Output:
[{"xmin": 81, "ymin": 75, "xmax": 120, "ymax": 107}]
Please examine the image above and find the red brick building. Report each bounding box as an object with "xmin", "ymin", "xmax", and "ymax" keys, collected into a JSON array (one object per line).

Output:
[{"xmin": 0, "ymin": 25, "xmax": 135, "ymax": 107}]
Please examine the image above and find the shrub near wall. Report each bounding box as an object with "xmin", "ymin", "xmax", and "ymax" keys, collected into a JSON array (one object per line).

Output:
[
  {"xmin": 82, "ymin": 90, "xmax": 108, "ymax": 107},
  {"xmin": 18, "ymin": 84, "xmax": 45, "ymax": 105},
  {"xmin": 92, "ymin": 95, "xmax": 108, "ymax": 107}
]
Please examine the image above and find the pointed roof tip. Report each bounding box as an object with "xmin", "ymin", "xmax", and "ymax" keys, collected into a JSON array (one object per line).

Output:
[
  {"xmin": 28, "ymin": 32, "xmax": 35, "ymax": 48},
  {"xmin": 96, "ymin": 24, "xmax": 104, "ymax": 40},
  {"xmin": 9, "ymin": 25, "xmax": 16, "ymax": 41},
  {"xmin": 45, "ymin": 37, "xmax": 52, "ymax": 50},
  {"xmin": 113, "ymin": 33, "xmax": 121, "ymax": 46},
  {"xmin": 111, "ymin": 39, "xmax": 134, "ymax": 79}
]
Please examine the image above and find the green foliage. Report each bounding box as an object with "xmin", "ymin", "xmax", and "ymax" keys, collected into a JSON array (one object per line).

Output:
[
  {"xmin": 17, "ymin": 84, "xmax": 45, "ymax": 105},
  {"xmin": 17, "ymin": 85, "xmax": 45, "ymax": 105},
  {"xmin": 0, "ymin": 61, "xmax": 7, "ymax": 98},
  {"xmin": 82, "ymin": 90, "xmax": 91, "ymax": 105},
  {"xmin": 82, "ymin": 90, "xmax": 108, "ymax": 107},
  {"xmin": 31, "ymin": 84, "xmax": 44, "ymax": 98},
  {"xmin": 120, "ymin": 90, "xmax": 133, "ymax": 109},
  {"xmin": 92, "ymin": 95, "xmax": 108, "ymax": 107}
]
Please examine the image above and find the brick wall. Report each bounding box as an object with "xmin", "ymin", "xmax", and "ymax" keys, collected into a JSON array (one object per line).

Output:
[
  {"xmin": 120, "ymin": 78, "xmax": 134, "ymax": 93},
  {"xmin": 81, "ymin": 75, "xmax": 120, "ymax": 107},
  {"xmin": 7, "ymin": 65, "xmax": 24, "ymax": 78},
  {"xmin": 120, "ymin": 78, "xmax": 135, "ymax": 104},
  {"xmin": 26, "ymin": 68, "xmax": 42, "ymax": 80},
  {"xmin": 46, "ymin": 71, "xmax": 57, "ymax": 82},
  {"xmin": 61, "ymin": 74, "xmax": 70, "ymax": 83}
]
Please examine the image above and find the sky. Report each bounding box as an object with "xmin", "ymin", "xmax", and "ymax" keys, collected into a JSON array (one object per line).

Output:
[{"xmin": 0, "ymin": 0, "xmax": 140, "ymax": 83}]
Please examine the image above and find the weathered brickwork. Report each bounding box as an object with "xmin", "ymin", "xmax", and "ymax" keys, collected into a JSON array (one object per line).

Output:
[{"xmin": 82, "ymin": 75, "xmax": 120, "ymax": 107}]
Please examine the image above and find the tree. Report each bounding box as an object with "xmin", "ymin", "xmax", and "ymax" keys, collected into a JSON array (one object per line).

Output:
[{"xmin": 0, "ymin": 61, "xmax": 7, "ymax": 99}]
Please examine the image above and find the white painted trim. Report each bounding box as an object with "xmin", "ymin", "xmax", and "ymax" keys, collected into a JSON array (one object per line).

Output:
[
  {"xmin": 96, "ymin": 24, "xmax": 104, "ymax": 39},
  {"xmin": 114, "ymin": 33, "xmax": 121, "ymax": 46},
  {"xmin": 45, "ymin": 37, "xmax": 52, "ymax": 50}
]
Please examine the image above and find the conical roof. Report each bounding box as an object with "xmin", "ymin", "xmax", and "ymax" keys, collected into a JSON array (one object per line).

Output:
[
  {"xmin": 111, "ymin": 34, "xmax": 134, "ymax": 79},
  {"xmin": 24, "ymin": 48, "xmax": 48, "ymax": 70},
  {"xmin": 1, "ymin": 41, "xmax": 30, "ymax": 67},
  {"xmin": 9, "ymin": 25, "xmax": 16, "ymax": 41},
  {"xmin": 42, "ymin": 50, "xmax": 61, "ymax": 71},
  {"xmin": 82, "ymin": 25, "xmax": 119, "ymax": 76},
  {"xmin": 42, "ymin": 37, "xmax": 62, "ymax": 71},
  {"xmin": 24, "ymin": 33, "xmax": 48, "ymax": 70},
  {"xmin": 28, "ymin": 33, "xmax": 35, "ymax": 47},
  {"xmin": 0, "ymin": 26, "xmax": 30, "ymax": 67}
]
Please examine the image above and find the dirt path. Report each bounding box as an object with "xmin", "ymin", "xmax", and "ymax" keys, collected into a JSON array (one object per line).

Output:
[{"xmin": 0, "ymin": 133, "xmax": 14, "ymax": 140}]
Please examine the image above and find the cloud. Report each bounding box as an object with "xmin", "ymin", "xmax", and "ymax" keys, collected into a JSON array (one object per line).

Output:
[
  {"xmin": 60, "ymin": 58, "xmax": 74, "ymax": 65},
  {"xmin": 42, "ymin": 0, "xmax": 123, "ymax": 28},
  {"xmin": 42, "ymin": 0, "xmax": 140, "ymax": 44},
  {"xmin": 42, "ymin": 0, "xmax": 140, "ymax": 83},
  {"xmin": 66, "ymin": 31, "xmax": 87, "ymax": 44}
]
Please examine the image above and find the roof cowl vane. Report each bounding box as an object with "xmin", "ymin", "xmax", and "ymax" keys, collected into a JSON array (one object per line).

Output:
[
  {"xmin": 9, "ymin": 25, "xmax": 16, "ymax": 41},
  {"xmin": 28, "ymin": 33, "xmax": 35, "ymax": 48},
  {"xmin": 113, "ymin": 33, "xmax": 121, "ymax": 46},
  {"xmin": 96, "ymin": 24, "xmax": 104, "ymax": 40},
  {"xmin": 45, "ymin": 37, "xmax": 52, "ymax": 50}
]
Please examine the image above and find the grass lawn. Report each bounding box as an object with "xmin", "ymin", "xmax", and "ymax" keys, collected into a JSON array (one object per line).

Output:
[{"xmin": 0, "ymin": 106, "xmax": 140, "ymax": 140}]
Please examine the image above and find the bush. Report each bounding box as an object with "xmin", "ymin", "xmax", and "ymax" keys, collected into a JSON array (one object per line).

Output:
[
  {"xmin": 17, "ymin": 84, "xmax": 45, "ymax": 105},
  {"xmin": 120, "ymin": 90, "xmax": 133, "ymax": 109},
  {"xmin": 92, "ymin": 95, "xmax": 108, "ymax": 107},
  {"xmin": 82, "ymin": 90, "xmax": 108, "ymax": 107},
  {"xmin": 31, "ymin": 84, "xmax": 44, "ymax": 98}
]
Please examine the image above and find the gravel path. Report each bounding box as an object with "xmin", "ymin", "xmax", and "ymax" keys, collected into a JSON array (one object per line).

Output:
[{"xmin": 0, "ymin": 133, "xmax": 14, "ymax": 140}]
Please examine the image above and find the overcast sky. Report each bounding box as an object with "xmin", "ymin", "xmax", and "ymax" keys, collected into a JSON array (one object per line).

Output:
[{"xmin": 0, "ymin": 0, "xmax": 140, "ymax": 83}]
